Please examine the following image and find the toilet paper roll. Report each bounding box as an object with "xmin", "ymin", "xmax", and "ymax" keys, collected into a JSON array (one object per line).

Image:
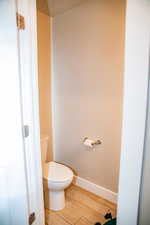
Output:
[{"xmin": 84, "ymin": 138, "xmax": 94, "ymax": 148}]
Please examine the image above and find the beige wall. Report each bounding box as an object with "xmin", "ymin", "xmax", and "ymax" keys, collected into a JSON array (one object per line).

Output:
[
  {"xmin": 53, "ymin": 0, "xmax": 125, "ymax": 192},
  {"xmin": 37, "ymin": 11, "xmax": 53, "ymax": 161}
]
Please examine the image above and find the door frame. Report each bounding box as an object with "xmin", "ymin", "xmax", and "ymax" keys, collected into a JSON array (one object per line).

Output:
[
  {"xmin": 17, "ymin": 0, "xmax": 45, "ymax": 225},
  {"xmin": 117, "ymin": 0, "xmax": 150, "ymax": 225},
  {"xmin": 22, "ymin": 0, "xmax": 150, "ymax": 225}
]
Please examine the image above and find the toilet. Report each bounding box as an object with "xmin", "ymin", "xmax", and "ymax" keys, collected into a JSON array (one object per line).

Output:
[{"xmin": 41, "ymin": 136, "xmax": 74, "ymax": 211}]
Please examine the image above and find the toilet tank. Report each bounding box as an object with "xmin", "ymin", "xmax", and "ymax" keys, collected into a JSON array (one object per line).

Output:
[{"xmin": 40, "ymin": 135, "xmax": 49, "ymax": 165}]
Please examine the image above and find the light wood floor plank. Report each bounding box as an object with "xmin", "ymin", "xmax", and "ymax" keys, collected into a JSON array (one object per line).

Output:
[
  {"xmin": 75, "ymin": 216, "xmax": 93, "ymax": 225},
  {"xmin": 57, "ymin": 198, "xmax": 105, "ymax": 224},
  {"xmin": 45, "ymin": 185, "xmax": 117, "ymax": 225},
  {"xmin": 66, "ymin": 187, "xmax": 111, "ymax": 215},
  {"xmin": 46, "ymin": 210, "xmax": 70, "ymax": 225},
  {"xmin": 70, "ymin": 185, "xmax": 116, "ymax": 211}
]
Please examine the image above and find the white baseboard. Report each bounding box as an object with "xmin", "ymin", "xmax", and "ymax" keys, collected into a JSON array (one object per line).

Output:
[{"xmin": 74, "ymin": 176, "xmax": 118, "ymax": 204}]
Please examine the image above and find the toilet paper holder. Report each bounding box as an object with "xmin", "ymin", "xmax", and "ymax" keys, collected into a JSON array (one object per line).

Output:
[{"xmin": 83, "ymin": 137, "xmax": 102, "ymax": 146}]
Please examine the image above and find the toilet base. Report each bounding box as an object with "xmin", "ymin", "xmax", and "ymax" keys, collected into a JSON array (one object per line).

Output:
[{"xmin": 44, "ymin": 189, "xmax": 65, "ymax": 211}]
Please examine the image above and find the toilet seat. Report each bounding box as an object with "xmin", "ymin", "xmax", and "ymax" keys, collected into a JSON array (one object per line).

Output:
[{"xmin": 43, "ymin": 161, "xmax": 73, "ymax": 183}]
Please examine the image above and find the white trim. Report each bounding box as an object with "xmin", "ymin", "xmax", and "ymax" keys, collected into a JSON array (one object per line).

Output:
[
  {"xmin": 29, "ymin": 1, "xmax": 45, "ymax": 225},
  {"xmin": 17, "ymin": 0, "xmax": 45, "ymax": 225},
  {"xmin": 75, "ymin": 176, "xmax": 117, "ymax": 204},
  {"xmin": 117, "ymin": 1, "xmax": 150, "ymax": 225}
]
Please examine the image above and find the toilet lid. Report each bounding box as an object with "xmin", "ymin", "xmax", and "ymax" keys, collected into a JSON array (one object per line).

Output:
[{"xmin": 43, "ymin": 161, "xmax": 73, "ymax": 182}]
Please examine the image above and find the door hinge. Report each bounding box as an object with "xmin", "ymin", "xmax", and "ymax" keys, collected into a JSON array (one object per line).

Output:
[
  {"xmin": 29, "ymin": 212, "xmax": 36, "ymax": 225},
  {"xmin": 16, "ymin": 13, "xmax": 25, "ymax": 30},
  {"xmin": 23, "ymin": 125, "xmax": 29, "ymax": 138}
]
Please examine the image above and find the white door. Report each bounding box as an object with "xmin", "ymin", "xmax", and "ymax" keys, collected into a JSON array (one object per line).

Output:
[{"xmin": 0, "ymin": 0, "xmax": 30, "ymax": 224}]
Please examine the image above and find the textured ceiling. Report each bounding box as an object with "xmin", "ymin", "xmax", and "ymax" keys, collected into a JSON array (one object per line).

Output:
[{"xmin": 37, "ymin": 0, "xmax": 88, "ymax": 17}]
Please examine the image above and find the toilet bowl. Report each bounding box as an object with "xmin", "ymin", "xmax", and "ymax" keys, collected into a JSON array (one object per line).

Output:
[
  {"xmin": 41, "ymin": 136, "xmax": 74, "ymax": 211},
  {"xmin": 43, "ymin": 161, "xmax": 73, "ymax": 211}
]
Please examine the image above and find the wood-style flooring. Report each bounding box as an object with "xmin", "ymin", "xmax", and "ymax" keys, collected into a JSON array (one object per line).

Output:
[{"xmin": 45, "ymin": 185, "xmax": 117, "ymax": 225}]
